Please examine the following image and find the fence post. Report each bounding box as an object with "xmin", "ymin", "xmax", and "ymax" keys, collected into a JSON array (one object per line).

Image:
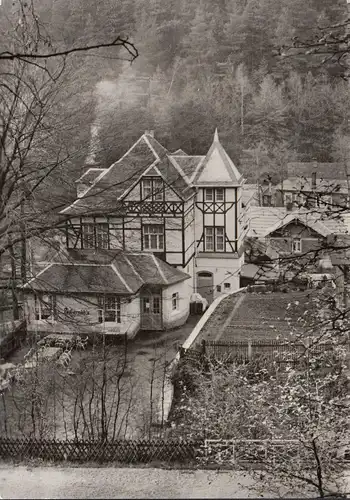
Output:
[
  {"xmin": 248, "ymin": 340, "xmax": 252, "ymax": 360},
  {"xmin": 201, "ymin": 339, "xmax": 206, "ymax": 357}
]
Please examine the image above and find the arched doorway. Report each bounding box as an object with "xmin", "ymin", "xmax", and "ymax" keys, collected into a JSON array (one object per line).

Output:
[{"xmin": 197, "ymin": 271, "xmax": 214, "ymax": 305}]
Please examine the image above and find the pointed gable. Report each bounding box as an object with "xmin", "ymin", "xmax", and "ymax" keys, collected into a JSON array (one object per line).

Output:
[
  {"xmin": 61, "ymin": 135, "xmax": 159, "ymax": 215},
  {"xmin": 193, "ymin": 129, "xmax": 243, "ymax": 187}
]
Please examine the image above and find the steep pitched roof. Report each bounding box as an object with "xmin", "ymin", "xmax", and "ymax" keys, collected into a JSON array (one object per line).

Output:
[
  {"xmin": 192, "ymin": 129, "xmax": 243, "ymax": 186},
  {"xmin": 61, "ymin": 134, "xmax": 194, "ymax": 215},
  {"xmin": 168, "ymin": 155, "xmax": 204, "ymax": 184},
  {"xmin": 23, "ymin": 251, "xmax": 190, "ymax": 294},
  {"xmin": 76, "ymin": 168, "xmax": 107, "ymax": 185},
  {"xmin": 170, "ymin": 149, "xmax": 187, "ymax": 156}
]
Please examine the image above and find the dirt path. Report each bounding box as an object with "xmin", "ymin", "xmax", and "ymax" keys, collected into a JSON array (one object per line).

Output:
[{"xmin": 0, "ymin": 464, "xmax": 271, "ymax": 499}]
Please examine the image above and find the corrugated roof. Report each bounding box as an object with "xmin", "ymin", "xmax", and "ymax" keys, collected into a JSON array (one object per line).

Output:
[{"xmin": 24, "ymin": 251, "xmax": 190, "ymax": 294}]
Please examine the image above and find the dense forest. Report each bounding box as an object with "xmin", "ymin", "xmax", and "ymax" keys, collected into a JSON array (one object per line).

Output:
[{"xmin": 2, "ymin": 0, "xmax": 350, "ymax": 188}]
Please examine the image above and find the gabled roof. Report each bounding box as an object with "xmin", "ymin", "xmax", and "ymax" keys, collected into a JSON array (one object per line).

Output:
[
  {"xmin": 192, "ymin": 129, "xmax": 243, "ymax": 186},
  {"xmin": 61, "ymin": 133, "xmax": 189, "ymax": 215},
  {"xmin": 170, "ymin": 149, "xmax": 187, "ymax": 156},
  {"xmin": 267, "ymin": 212, "xmax": 331, "ymax": 238},
  {"xmin": 246, "ymin": 206, "xmax": 348, "ymax": 239},
  {"xmin": 168, "ymin": 155, "xmax": 204, "ymax": 184},
  {"xmin": 76, "ymin": 168, "xmax": 107, "ymax": 185},
  {"xmin": 23, "ymin": 251, "xmax": 190, "ymax": 294}
]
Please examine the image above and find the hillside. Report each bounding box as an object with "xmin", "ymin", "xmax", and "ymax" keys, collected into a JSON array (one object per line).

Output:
[{"xmin": 1, "ymin": 0, "xmax": 349, "ymax": 201}]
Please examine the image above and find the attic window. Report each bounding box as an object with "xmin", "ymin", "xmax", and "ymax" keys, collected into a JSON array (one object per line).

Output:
[
  {"xmin": 142, "ymin": 178, "xmax": 164, "ymax": 201},
  {"xmin": 292, "ymin": 238, "xmax": 302, "ymax": 254}
]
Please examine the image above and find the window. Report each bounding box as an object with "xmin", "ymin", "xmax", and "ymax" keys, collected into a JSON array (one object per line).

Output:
[
  {"xmin": 292, "ymin": 238, "xmax": 302, "ymax": 254},
  {"xmin": 143, "ymin": 225, "xmax": 164, "ymax": 250},
  {"xmin": 204, "ymin": 188, "xmax": 214, "ymax": 201},
  {"xmin": 204, "ymin": 188, "xmax": 224, "ymax": 202},
  {"xmin": 82, "ymin": 223, "xmax": 109, "ymax": 249},
  {"xmin": 172, "ymin": 292, "xmax": 179, "ymax": 311},
  {"xmin": 204, "ymin": 227, "xmax": 225, "ymax": 252},
  {"xmin": 204, "ymin": 227, "xmax": 214, "ymax": 251},
  {"xmin": 216, "ymin": 188, "xmax": 224, "ymax": 201},
  {"xmin": 35, "ymin": 294, "xmax": 56, "ymax": 321},
  {"xmin": 142, "ymin": 178, "xmax": 164, "ymax": 201},
  {"xmin": 98, "ymin": 296, "xmax": 121, "ymax": 323},
  {"xmin": 284, "ymin": 193, "xmax": 292, "ymax": 206},
  {"xmin": 224, "ymin": 283, "xmax": 231, "ymax": 290},
  {"xmin": 216, "ymin": 285, "xmax": 221, "ymax": 292},
  {"xmin": 96, "ymin": 224, "xmax": 109, "ymax": 249},
  {"xmin": 153, "ymin": 178, "xmax": 163, "ymax": 201},
  {"xmin": 82, "ymin": 224, "xmax": 94, "ymax": 249},
  {"xmin": 216, "ymin": 227, "xmax": 225, "ymax": 251},
  {"xmin": 142, "ymin": 297, "xmax": 150, "ymax": 313},
  {"xmin": 153, "ymin": 297, "xmax": 161, "ymax": 314},
  {"xmin": 262, "ymin": 194, "xmax": 272, "ymax": 206},
  {"xmin": 142, "ymin": 179, "xmax": 152, "ymax": 199}
]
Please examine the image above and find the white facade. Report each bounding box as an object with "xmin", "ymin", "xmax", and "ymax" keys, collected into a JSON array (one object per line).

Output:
[{"xmin": 56, "ymin": 130, "xmax": 246, "ymax": 309}]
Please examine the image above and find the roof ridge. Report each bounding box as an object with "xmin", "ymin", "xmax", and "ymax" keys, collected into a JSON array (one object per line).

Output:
[
  {"xmin": 123, "ymin": 255, "xmax": 144, "ymax": 283},
  {"xmin": 151, "ymin": 254, "xmax": 167, "ymax": 284},
  {"xmin": 168, "ymin": 156, "xmax": 191, "ymax": 186},
  {"xmin": 110, "ymin": 263, "xmax": 133, "ymax": 293},
  {"xmin": 24, "ymin": 263, "xmax": 54, "ymax": 288},
  {"xmin": 143, "ymin": 134, "xmax": 160, "ymax": 161}
]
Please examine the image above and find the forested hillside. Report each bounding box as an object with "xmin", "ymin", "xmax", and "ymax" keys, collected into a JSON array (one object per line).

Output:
[{"xmin": 2, "ymin": 0, "xmax": 349, "ymax": 185}]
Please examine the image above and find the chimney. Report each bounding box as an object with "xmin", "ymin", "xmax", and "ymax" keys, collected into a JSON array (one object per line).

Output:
[
  {"xmin": 85, "ymin": 122, "xmax": 100, "ymax": 167},
  {"xmin": 145, "ymin": 130, "xmax": 154, "ymax": 137},
  {"xmin": 311, "ymin": 171, "xmax": 317, "ymax": 190}
]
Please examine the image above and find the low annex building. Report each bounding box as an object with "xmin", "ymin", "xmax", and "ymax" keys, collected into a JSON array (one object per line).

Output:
[{"xmin": 23, "ymin": 250, "xmax": 190, "ymax": 338}]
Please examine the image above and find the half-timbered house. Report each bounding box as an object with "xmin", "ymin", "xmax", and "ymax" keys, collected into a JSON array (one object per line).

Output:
[
  {"xmin": 23, "ymin": 129, "xmax": 246, "ymax": 337},
  {"xmin": 60, "ymin": 129, "xmax": 245, "ymax": 305}
]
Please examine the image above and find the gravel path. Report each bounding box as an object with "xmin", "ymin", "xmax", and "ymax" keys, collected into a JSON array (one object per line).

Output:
[{"xmin": 0, "ymin": 465, "xmax": 265, "ymax": 499}]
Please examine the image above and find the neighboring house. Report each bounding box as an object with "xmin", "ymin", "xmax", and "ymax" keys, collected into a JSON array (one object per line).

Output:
[
  {"xmin": 245, "ymin": 206, "xmax": 348, "ymax": 273},
  {"xmin": 23, "ymin": 250, "xmax": 190, "ymax": 338},
  {"xmin": 274, "ymin": 174, "xmax": 349, "ymax": 208}
]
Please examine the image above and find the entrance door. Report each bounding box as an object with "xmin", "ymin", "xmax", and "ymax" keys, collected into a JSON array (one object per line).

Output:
[
  {"xmin": 197, "ymin": 271, "xmax": 214, "ymax": 304},
  {"xmin": 140, "ymin": 288, "xmax": 163, "ymax": 331}
]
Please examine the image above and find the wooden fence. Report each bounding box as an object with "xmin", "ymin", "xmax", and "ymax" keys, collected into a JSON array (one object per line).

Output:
[
  {"xmin": 0, "ymin": 437, "xmax": 200, "ymax": 464},
  {"xmin": 180, "ymin": 339, "xmax": 350, "ymax": 364}
]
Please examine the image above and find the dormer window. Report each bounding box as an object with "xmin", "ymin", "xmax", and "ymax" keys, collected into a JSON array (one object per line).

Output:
[{"xmin": 142, "ymin": 178, "xmax": 164, "ymax": 201}]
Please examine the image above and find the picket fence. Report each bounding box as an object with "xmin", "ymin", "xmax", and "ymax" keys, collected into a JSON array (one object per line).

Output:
[
  {"xmin": 180, "ymin": 339, "xmax": 350, "ymax": 364},
  {"xmin": 0, "ymin": 437, "xmax": 200, "ymax": 464}
]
